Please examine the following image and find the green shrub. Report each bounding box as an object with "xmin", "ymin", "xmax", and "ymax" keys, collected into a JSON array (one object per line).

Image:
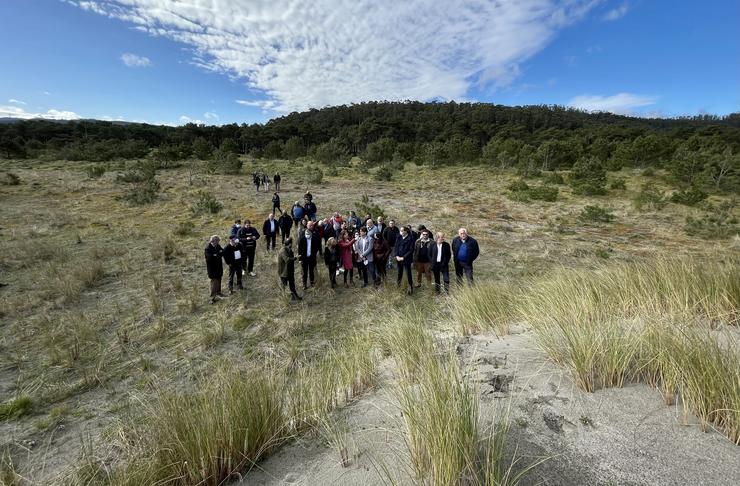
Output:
[
  {"xmin": 374, "ymin": 164, "xmax": 394, "ymax": 181},
  {"xmin": 671, "ymin": 186, "xmax": 708, "ymax": 206},
  {"xmin": 543, "ymin": 171, "xmax": 565, "ymax": 185},
  {"xmin": 216, "ymin": 152, "xmax": 242, "ymax": 175},
  {"xmin": 174, "ymin": 220, "xmax": 195, "ymax": 236},
  {"xmin": 1, "ymin": 172, "xmax": 21, "ymax": 185},
  {"xmin": 325, "ymin": 166, "xmax": 339, "ymax": 177},
  {"xmin": 355, "ymin": 194, "xmax": 386, "ymax": 219},
  {"xmin": 609, "ymin": 177, "xmax": 627, "ymax": 190},
  {"xmin": 570, "ymin": 157, "xmax": 607, "ymax": 196},
  {"xmin": 527, "ymin": 184, "xmax": 559, "ymax": 202},
  {"xmin": 578, "ymin": 205, "xmax": 616, "ymax": 223},
  {"xmin": 685, "ymin": 201, "xmax": 739, "ymax": 239},
  {"xmin": 507, "ymin": 179, "xmax": 530, "ymax": 192},
  {"xmin": 305, "ymin": 166, "xmax": 324, "ymax": 185},
  {"xmin": 633, "ymin": 183, "xmax": 667, "ymax": 211},
  {"xmin": 191, "ymin": 191, "xmax": 223, "ymax": 214},
  {"xmin": 123, "ymin": 178, "xmax": 160, "ymax": 205},
  {"xmin": 85, "ymin": 164, "xmax": 106, "ymax": 178},
  {"xmin": 0, "ymin": 395, "xmax": 33, "ymax": 420}
]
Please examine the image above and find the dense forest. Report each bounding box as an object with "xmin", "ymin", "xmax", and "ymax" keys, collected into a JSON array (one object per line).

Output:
[{"xmin": 1, "ymin": 102, "xmax": 739, "ymax": 192}]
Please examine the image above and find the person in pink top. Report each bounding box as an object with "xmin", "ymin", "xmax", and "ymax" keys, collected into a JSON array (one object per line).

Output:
[{"xmin": 338, "ymin": 230, "xmax": 356, "ymax": 287}]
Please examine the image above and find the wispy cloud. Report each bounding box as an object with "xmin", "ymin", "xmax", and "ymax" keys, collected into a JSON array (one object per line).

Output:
[
  {"xmin": 603, "ymin": 2, "xmax": 629, "ymax": 21},
  {"xmin": 8, "ymin": 99, "xmax": 27, "ymax": 105},
  {"xmin": 179, "ymin": 115, "xmax": 204, "ymax": 125},
  {"xmin": 69, "ymin": 0, "xmax": 599, "ymax": 112},
  {"xmin": 568, "ymin": 92, "xmax": 657, "ymax": 115},
  {"xmin": 0, "ymin": 105, "xmax": 81, "ymax": 120},
  {"xmin": 120, "ymin": 52, "xmax": 152, "ymax": 67},
  {"xmin": 204, "ymin": 111, "xmax": 219, "ymax": 121}
]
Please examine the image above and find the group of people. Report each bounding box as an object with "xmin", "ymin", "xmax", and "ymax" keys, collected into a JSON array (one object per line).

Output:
[
  {"xmin": 253, "ymin": 171, "xmax": 281, "ymax": 193},
  {"xmin": 204, "ymin": 190, "xmax": 480, "ymax": 303}
]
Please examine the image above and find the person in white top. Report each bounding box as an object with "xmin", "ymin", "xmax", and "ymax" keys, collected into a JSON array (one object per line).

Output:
[{"xmin": 430, "ymin": 232, "xmax": 452, "ymax": 293}]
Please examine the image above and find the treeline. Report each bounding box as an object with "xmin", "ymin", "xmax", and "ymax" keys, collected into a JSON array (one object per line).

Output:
[{"xmin": 1, "ymin": 102, "xmax": 739, "ymax": 191}]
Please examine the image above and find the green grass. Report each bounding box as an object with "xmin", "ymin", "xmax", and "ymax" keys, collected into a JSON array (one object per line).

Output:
[{"xmin": 0, "ymin": 395, "xmax": 33, "ymax": 420}]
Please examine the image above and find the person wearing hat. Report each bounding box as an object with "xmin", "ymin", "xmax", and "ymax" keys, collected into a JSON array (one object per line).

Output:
[
  {"xmin": 204, "ymin": 235, "xmax": 224, "ymax": 303},
  {"xmin": 223, "ymin": 235, "xmax": 245, "ymax": 294},
  {"xmin": 278, "ymin": 237, "xmax": 301, "ymax": 301}
]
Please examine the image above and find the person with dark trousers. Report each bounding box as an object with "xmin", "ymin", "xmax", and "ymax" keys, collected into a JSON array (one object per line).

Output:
[
  {"xmin": 274, "ymin": 172, "xmax": 281, "ymax": 192},
  {"xmin": 338, "ymin": 230, "xmax": 356, "ymax": 287},
  {"xmin": 262, "ymin": 213, "xmax": 279, "ymax": 251},
  {"xmin": 321, "ymin": 218, "xmax": 336, "ymax": 244},
  {"xmin": 298, "ymin": 228, "xmax": 321, "ymax": 289},
  {"xmin": 222, "ymin": 236, "xmax": 244, "ymax": 293},
  {"xmin": 204, "ymin": 235, "xmax": 224, "ymax": 304},
  {"xmin": 229, "ymin": 219, "xmax": 241, "ymax": 239},
  {"xmin": 237, "ymin": 220, "xmax": 260, "ymax": 276},
  {"xmin": 354, "ymin": 226, "xmax": 375, "ymax": 287},
  {"xmin": 271, "ymin": 192, "xmax": 281, "ymax": 215},
  {"xmin": 278, "ymin": 237, "xmax": 301, "ymax": 301},
  {"xmin": 372, "ymin": 232, "xmax": 390, "ymax": 283},
  {"xmin": 451, "ymin": 227, "xmax": 480, "ymax": 286},
  {"xmin": 304, "ymin": 198, "xmax": 317, "ymax": 222},
  {"xmin": 383, "ymin": 219, "xmax": 400, "ymax": 268},
  {"xmin": 324, "ymin": 237, "xmax": 340, "ymax": 288},
  {"xmin": 292, "ymin": 201, "xmax": 305, "ymax": 229},
  {"xmin": 394, "ymin": 226, "xmax": 415, "ymax": 294},
  {"xmin": 414, "ymin": 230, "xmax": 434, "ymax": 288},
  {"xmin": 430, "ymin": 231, "xmax": 452, "ymax": 293},
  {"xmin": 253, "ymin": 173, "xmax": 261, "ymax": 193},
  {"xmin": 278, "ymin": 210, "xmax": 293, "ymax": 244}
]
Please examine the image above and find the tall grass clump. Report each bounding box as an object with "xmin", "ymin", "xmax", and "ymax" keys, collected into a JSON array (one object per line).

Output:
[{"xmin": 450, "ymin": 283, "xmax": 519, "ymax": 336}]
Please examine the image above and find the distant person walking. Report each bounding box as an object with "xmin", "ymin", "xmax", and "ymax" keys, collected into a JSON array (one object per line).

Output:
[
  {"xmin": 304, "ymin": 197, "xmax": 317, "ymax": 222},
  {"xmin": 237, "ymin": 220, "xmax": 260, "ymax": 276},
  {"xmin": 394, "ymin": 226, "xmax": 414, "ymax": 294},
  {"xmin": 223, "ymin": 236, "xmax": 244, "ymax": 294},
  {"xmin": 272, "ymin": 192, "xmax": 281, "ymax": 215},
  {"xmin": 262, "ymin": 213, "xmax": 279, "ymax": 251},
  {"xmin": 452, "ymin": 228, "xmax": 479, "ymax": 286},
  {"xmin": 274, "ymin": 172, "xmax": 281, "ymax": 192},
  {"xmin": 278, "ymin": 210, "xmax": 293, "ymax": 244},
  {"xmin": 204, "ymin": 235, "xmax": 224, "ymax": 304},
  {"xmin": 278, "ymin": 237, "xmax": 301, "ymax": 301},
  {"xmin": 253, "ymin": 173, "xmax": 261, "ymax": 193},
  {"xmin": 430, "ymin": 232, "xmax": 451, "ymax": 293},
  {"xmin": 262, "ymin": 173, "xmax": 270, "ymax": 192}
]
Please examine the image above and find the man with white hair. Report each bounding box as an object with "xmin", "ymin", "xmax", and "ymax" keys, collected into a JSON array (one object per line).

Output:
[
  {"xmin": 204, "ymin": 235, "xmax": 224, "ymax": 303},
  {"xmin": 451, "ymin": 227, "xmax": 479, "ymax": 286}
]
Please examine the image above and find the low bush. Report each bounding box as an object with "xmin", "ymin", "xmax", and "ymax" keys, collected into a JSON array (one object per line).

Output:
[
  {"xmin": 632, "ymin": 183, "xmax": 666, "ymax": 211},
  {"xmin": 305, "ymin": 166, "xmax": 324, "ymax": 184},
  {"xmin": 191, "ymin": 191, "xmax": 223, "ymax": 214},
  {"xmin": 374, "ymin": 164, "xmax": 394, "ymax": 181},
  {"xmin": 173, "ymin": 220, "xmax": 195, "ymax": 236},
  {"xmin": 609, "ymin": 177, "xmax": 627, "ymax": 190},
  {"xmin": 355, "ymin": 194, "xmax": 386, "ymax": 219},
  {"xmin": 0, "ymin": 395, "xmax": 33, "ymax": 420},
  {"xmin": 85, "ymin": 164, "xmax": 106, "ymax": 178},
  {"xmin": 578, "ymin": 205, "xmax": 616, "ymax": 223},
  {"xmin": 543, "ymin": 171, "xmax": 565, "ymax": 185},
  {"xmin": 123, "ymin": 178, "xmax": 160, "ymax": 205},
  {"xmin": 527, "ymin": 184, "xmax": 558, "ymax": 202},
  {"xmin": 670, "ymin": 186, "xmax": 708, "ymax": 206},
  {"xmin": 1, "ymin": 172, "xmax": 21, "ymax": 185},
  {"xmin": 685, "ymin": 201, "xmax": 739, "ymax": 239},
  {"xmin": 569, "ymin": 157, "xmax": 607, "ymax": 196}
]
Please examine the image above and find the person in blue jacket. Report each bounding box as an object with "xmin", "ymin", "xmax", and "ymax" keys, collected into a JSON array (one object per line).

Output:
[
  {"xmin": 292, "ymin": 201, "xmax": 305, "ymax": 229},
  {"xmin": 451, "ymin": 227, "xmax": 479, "ymax": 286}
]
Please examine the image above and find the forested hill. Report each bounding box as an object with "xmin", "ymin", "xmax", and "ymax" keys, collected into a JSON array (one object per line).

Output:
[{"xmin": 1, "ymin": 102, "xmax": 739, "ymax": 191}]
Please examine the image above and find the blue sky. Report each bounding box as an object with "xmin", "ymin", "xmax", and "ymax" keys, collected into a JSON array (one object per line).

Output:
[{"xmin": 1, "ymin": 0, "xmax": 738, "ymax": 125}]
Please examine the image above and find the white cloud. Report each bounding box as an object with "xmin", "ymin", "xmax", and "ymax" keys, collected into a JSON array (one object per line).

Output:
[
  {"xmin": 121, "ymin": 52, "xmax": 152, "ymax": 67},
  {"xmin": 568, "ymin": 92, "xmax": 657, "ymax": 115},
  {"xmin": 204, "ymin": 111, "xmax": 219, "ymax": 120},
  {"xmin": 8, "ymin": 99, "xmax": 27, "ymax": 105},
  {"xmin": 70, "ymin": 0, "xmax": 599, "ymax": 113},
  {"xmin": 179, "ymin": 115, "xmax": 204, "ymax": 124},
  {"xmin": 42, "ymin": 91, "xmax": 51, "ymax": 96},
  {"xmin": 0, "ymin": 105, "xmax": 81, "ymax": 120},
  {"xmin": 603, "ymin": 2, "xmax": 629, "ymax": 21}
]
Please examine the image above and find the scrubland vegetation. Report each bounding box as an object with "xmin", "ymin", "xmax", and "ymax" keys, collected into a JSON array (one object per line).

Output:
[{"xmin": 1, "ymin": 104, "xmax": 739, "ymax": 485}]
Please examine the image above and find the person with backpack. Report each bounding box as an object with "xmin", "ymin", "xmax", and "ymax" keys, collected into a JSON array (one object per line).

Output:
[
  {"xmin": 451, "ymin": 227, "xmax": 480, "ymax": 286},
  {"xmin": 237, "ymin": 220, "xmax": 260, "ymax": 276},
  {"xmin": 222, "ymin": 236, "xmax": 244, "ymax": 294},
  {"xmin": 278, "ymin": 210, "xmax": 293, "ymax": 244}
]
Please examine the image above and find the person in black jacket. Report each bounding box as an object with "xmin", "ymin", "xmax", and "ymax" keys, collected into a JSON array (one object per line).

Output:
[
  {"xmin": 323, "ymin": 237, "xmax": 339, "ymax": 288},
  {"xmin": 394, "ymin": 226, "xmax": 415, "ymax": 294},
  {"xmin": 278, "ymin": 237, "xmax": 301, "ymax": 301},
  {"xmin": 451, "ymin": 228, "xmax": 480, "ymax": 286},
  {"xmin": 271, "ymin": 192, "xmax": 281, "ymax": 215},
  {"xmin": 222, "ymin": 236, "xmax": 244, "ymax": 293},
  {"xmin": 278, "ymin": 210, "xmax": 293, "ymax": 244},
  {"xmin": 383, "ymin": 219, "xmax": 400, "ymax": 269},
  {"xmin": 274, "ymin": 172, "xmax": 281, "ymax": 192},
  {"xmin": 204, "ymin": 235, "xmax": 224, "ymax": 303},
  {"xmin": 297, "ymin": 227, "xmax": 321, "ymax": 289},
  {"xmin": 237, "ymin": 220, "xmax": 260, "ymax": 276},
  {"xmin": 262, "ymin": 213, "xmax": 279, "ymax": 251},
  {"xmin": 430, "ymin": 232, "xmax": 452, "ymax": 293}
]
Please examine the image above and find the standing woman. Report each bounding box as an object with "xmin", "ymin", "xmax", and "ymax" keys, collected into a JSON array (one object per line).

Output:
[
  {"xmin": 338, "ymin": 230, "xmax": 356, "ymax": 287},
  {"xmin": 204, "ymin": 235, "xmax": 224, "ymax": 303},
  {"xmin": 372, "ymin": 232, "xmax": 390, "ymax": 284},
  {"xmin": 324, "ymin": 237, "xmax": 340, "ymax": 288}
]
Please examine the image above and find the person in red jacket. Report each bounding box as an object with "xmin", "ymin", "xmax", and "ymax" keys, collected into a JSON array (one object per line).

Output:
[{"xmin": 338, "ymin": 230, "xmax": 356, "ymax": 287}]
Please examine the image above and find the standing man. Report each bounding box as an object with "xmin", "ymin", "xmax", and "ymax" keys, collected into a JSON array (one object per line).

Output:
[
  {"xmin": 253, "ymin": 173, "xmax": 261, "ymax": 193},
  {"xmin": 413, "ymin": 230, "xmax": 434, "ymax": 288},
  {"xmin": 366, "ymin": 219, "xmax": 380, "ymax": 239},
  {"xmin": 376, "ymin": 216, "xmax": 386, "ymax": 235},
  {"xmin": 394, "ymin": 226, "xmax": 414, "ymax": 295},
  {"xmin": 354, "ymin": 226, "xmax": 375, "ymax": 287},
  {"xmin": 274, "ymin": 172, "xmax": 281, "ymax": 192},
  {"xmin": 452, "ymin": 228, "xmax": 479, "ymax": 286},
  {"xmin": 262, "ymin": 213, "xmax": 279, "ymax": 252},
  {"xmin": 278, "ymin": 237, "xmax": 301, "ymax": 301},
  {"xmin": 222, "ymin": 236, "xmax": 244, "ymax": 294},
  {"xmin": 271, "ymin": 192, "xmax": 281, "ymax": 215},
  {"xmin": 292, "ymin": 201, "xmax": 305, "ymax": 230},
  {"xmin": 383, "ymin": 219, "xmax": 400, "ymax": 269},
  {"xmin": 298, "ymin": 227, "xmax": 321, "ymax": 289},
  {"xmin": 237, "ymin": 220, "xmax": 260, "ymax": 276},
  {"xmin": 204, "ymin": 235, "xmax": 224, "ymax": 304},
  {"xmin": 430, "ymin": 232, "xmax": 451, "ymax": 293},
  {"xmin": 278, "ymin": 210, "xmax": 293, "ymax": 244},
  {"xmin": 304, "ymin": 197, "xmax": 317, "ymax": 222}
]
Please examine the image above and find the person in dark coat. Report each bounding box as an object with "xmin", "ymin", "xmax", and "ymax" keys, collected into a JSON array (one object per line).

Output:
[
  {"xmin": 383, "ymin": 219, "xmax": 400, "ymax": 269},
  {"xmin": 278, "ymin": 237, "xmax": 301, "ymax": 301},
  {"xmin": 222, "ymin": 236, "xmax": 244, "ymax": 293},
  {"xmin": 304, "ymin": 198, "xmax": 317, "ymax": 222},
  {"xmin": 292, "ymin": 201, "xmax": 305, "ymax": 229},
  {"xmin": 430, "ymin": 231, "xmax": 452, "ymax": 293},
  {"xmin": 376, "ymin": 216, "xmax": 387, "ymax": 236},
  {"xmin": 253, "ymin": 173, "xmax": 261, "ymax": 193},
  {"xmin": 204, "ymin": 235, "xmax": 224, "ymax": 303},
  {"xmin": 372, "ymin": 232, "xmax": 390, "ymax": 283},
  {"xmin": 451, "ymin": 228, "xmax": 480, "ymax": 286},
  {"xmin": 262, "ymin": 213, "xmax": 279, "ymax": 251},
  {"xmin": 271, "ymin": 192, "xmax": 281, "ymax": 215},
  {"xmin": 237, "ymin": 220, "xmax": 260, "ymax": 276},
  {"xmin": 413, "ymin": 230, "xmax": 434, "ymax": 288},
  {"xmin": 274, "ymin": 172, "xmax": 281, "ymax": 192},
  {"xmin": 324, "ymin": 237, "xmax": 340, "ymax": 288},
  {"xmin": 278, "ymin": 210, "xmax": 293, "ymax": 244},
  {"xmin": 394, "ymin": 226, "xmax": 415, "ymax": 294},
  {"xmin": 297, "ymin": 228, "xmax": 321, "ymax": 289},
  {"xmin": 229, "ymin": 219, "xmax": 241, "ymax": 239}
]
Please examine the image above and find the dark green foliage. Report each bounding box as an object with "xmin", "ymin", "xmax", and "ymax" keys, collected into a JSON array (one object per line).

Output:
[
  {"xmin": 220, "ymin": 138, "xmax": 239, "ymax": 154},
  {"xmin": 685, "ymin": 201, "xmax": 739, "ymax": 239},
  {"xmin": 507, "ymin": 179, "xmax": 530, "ymax": 192},
  {"xmin": 608, "ymin": 177, "xmax": 627, "ymax": 190},
  {"xmin": 0, "ymin": 395, "xmax": 33, "ymax": 420},
  {"xmin": 304, "ymin": 166, "xmax": 324, "ymax": 184},
  {"xmin": 191, "ymin": 191, "xmax": 223, "ymax": 214},
  {"xmin": 355, "ymin": 194, "xmax": 386, "ymax": 219},
  {"xmin": 543, "ymin": 171, "xmax": 565, "ymax": 185},
  {"xmin": 85, "ymin": 164, "xmax": 106, "ymax": 178},
  {"xmin": 670, "ymin": 186, "xmax": 708, "ymax": 206},
  {"xmin": 578, "ymin": 205, "xmax": 616, "ymax": 223},
  {"xmin": 527, "ymin": 184, "xmax": 559, "ymax": 202},
  {"xmin": 153, "ymin": 143, "xmax": 191, "ymax": 166},
  {"xmin": 192, "ymin": 137, "xmax": 213, "ymax": 160},
  {"xmin": 365, "ymin": 137, "xmax": 396, "ymax": 164},
  {"xmin": 283, "ymin": 136, "xmax": 306, "ymax": 159},
  {"xmin": 1, "ymin": 172, "xmax": 20, "ymax": 185},
  {"xmin": 570, "ymin": 157, "xmax": 607, "ymax": 196},
  {"xmin": 263, "ymin": 140, "xmax": 284, "ymax": 159},
  {"xmin": 313, "ymin": 138, "xmax": 348, "ymax": 165},
  {"xmin": 633, "ymin": 183, "xmax": 667, "ymax": 211},
  {"xmin": 216, "ymin": 152, "xmax": 242, "ymax": 175},
  {"xmin": 375, "ymin": 165, "xmax": 394, "ymax": 181},
  {"xmin": 124, "ymin": 178, "xmax": 160, "ymax": 205},
  {"xmin": 174, "ymin": 220, "xmax": 195, "ymax": 236}
]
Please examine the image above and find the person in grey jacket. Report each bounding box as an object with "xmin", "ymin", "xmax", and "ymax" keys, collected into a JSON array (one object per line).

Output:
[{"xmin": 353, "ymin": 226, "xmax": 376, "ymax": 287}]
